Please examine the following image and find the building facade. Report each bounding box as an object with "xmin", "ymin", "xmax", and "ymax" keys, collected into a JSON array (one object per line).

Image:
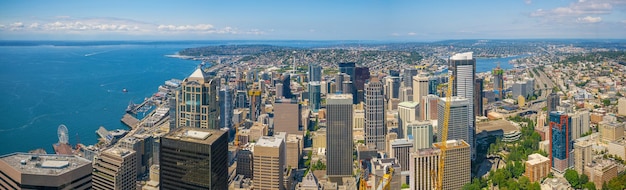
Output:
[
  {"xmin": 437, "ymin": 97, "xmax": 470, "ymax": 145},
  {"xmin": 92, "ymin": 148, "xmax": 137, "ymax": 190},
  {"xmin": 0, "ymin": 153, "xmax": 92, "ymax": 190},
  {"xmin": 175, "ymin": 66, "xmax": 220, "ymax": 129},
  {"xmin": 365, "ymin": 79, "xmax": 387, "ymax": 151},
  {"xmin": 254, "ymin": 136, "xmax": 286, "ymax": 190},
  {"xmin": 309, "ymin": 81, "xmax": 321, "ymax": 112},
  {"xmin": 524, "ymin": 153, "xmax": 551, "ymax": 183},
  {"xmin": 549, "ymin": 111, "xmax": 572, "ymax": 173},
  {"xmin": 449, "ymin": 52, "xmax": 476, "ymax": 160},
  {"xmin": 412, "ymin": 75, "xmax": 429, "ymax": 103},
  {"xmin": 398, "ymin": 101, "xmax": 419, "ymax": 139},
  {"xmin": 326, "ymin": 94, "xmax": 354, "ymax": 178},
  {"xmin": 406, "ymin": 121, "xmax": 433, "ymax": 149},
  {"xmin": 160, "ymin": 127, "xmax": 228, "ymax": 189}
]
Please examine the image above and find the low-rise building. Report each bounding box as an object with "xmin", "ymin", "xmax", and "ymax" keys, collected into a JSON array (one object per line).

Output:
[
  {"xmin": 524, "ymin": 153, "xmax": 551, "ymax": 183},
  {"xmin": 584, "ymin": 159, "xmax": 618, "ymax": 190},
  {"xmin": 0, "ymin": 153, "xmax": 93, "ymax": 190}
]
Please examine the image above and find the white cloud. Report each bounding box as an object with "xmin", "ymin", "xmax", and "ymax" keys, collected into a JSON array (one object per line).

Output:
[
  {"xmin": 391, "ymin": 33, "xmax": 400, "ymax": 36},
  {"xmin": 530, "ymin": 0, "xmax": 615, "ymax": 18},
  {"xmin": 0, "ymin": 17, "xmax": 268, "ymax": 36},
  {"xmin": 525, "ymin": 0, "xmax": 532, "ymax": 5},
  {"xmin": 576, "ymin": 16, "xmax": 602, "ymax": 23},
  {"xmin": 407, "ymin": 32, "xmax": 417, "ymax": 36}
]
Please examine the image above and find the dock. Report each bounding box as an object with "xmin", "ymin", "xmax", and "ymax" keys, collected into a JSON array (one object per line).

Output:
[{"xmin": 121, "ymin": 113, "xmax": 140, "ymax": 129}]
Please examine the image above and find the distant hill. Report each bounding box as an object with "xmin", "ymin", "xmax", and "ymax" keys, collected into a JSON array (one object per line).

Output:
[{"xmin": 178, "ymin": 44, "xmax": 297, "ymax": 56}]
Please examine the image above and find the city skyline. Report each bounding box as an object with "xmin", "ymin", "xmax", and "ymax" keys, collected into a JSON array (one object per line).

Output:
[{"xmin": 1, "ymin": 0, "xmax": 625, "ymax": 40}]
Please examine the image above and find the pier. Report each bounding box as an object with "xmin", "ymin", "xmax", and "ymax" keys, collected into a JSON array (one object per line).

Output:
[{"xmin": 121, "ymin": 113, "xmax": 140, "ymax": 129}]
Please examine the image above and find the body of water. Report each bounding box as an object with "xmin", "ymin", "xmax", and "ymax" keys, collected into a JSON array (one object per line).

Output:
[
  {"xmin": 0, "ymin": 44, "xmax": 202, "ymax": 155},
  {"xmin": 476, "ymin": 54, "xmax": 529, "ymax": 73}
]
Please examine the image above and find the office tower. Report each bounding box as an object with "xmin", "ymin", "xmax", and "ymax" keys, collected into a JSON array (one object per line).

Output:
[
  {"xmin": 449, "ymin": 52, "xmax": 476, "ymax": 159},
  {"xmin": 365, "ymin": 79, "xmax": 387, "ymax": 151},
  {"xmin": 0, "ymin": 153, "xmax": 92, "ymax": 190},
  {"xmin": 335, "ymin": 73, "xmax": 347, "ymax": 93},
  {"xmin": 570, "ymin": 110, "xmax": 590, "ymax": 140},
  {"xmin": 547, "ymin": 93, "xmax": 560, "ymax": 122},
  {"xmin": 117, "ymin": 134, "xmax": 153, "ymax": 178},
  {"xmin": 390, "ymin": 139, "xmax": 413, "ymax": 172},
  {"xmin": 526, "ymin": 78, "xmax": 535, "ymax": 97},
  {"xmin": 512, "ymin": 81, "xmax": 528, "ymax": 99},
  {"xmin": 549, "ymin": 111, "xmax": 572, "ymax": 173},
  {"xmin": 276, "ymin": 83, "xmax": 284, "ymax": 98},
  {"xmin": 237, "ymin": 146, "xmax": 254, "ymax": 179},
  {"xmin": 400, "ymin": 87, "xmax": 413, "ymax": 102},
  {"xmin": 403, "ymin": 68, "xmax": 418, "ymax": 88},
  {"xmin": 308, "ymin": 63, "xmax": 322, "ymax": 82},
  {"xmin": 420, "ymin": 94, "xmax": 439, "ymax": 121},
  {"xmin": 274, "ymin": 98, "xmax": 302, "ymax": 135},
  {"xmin": 219, "ymin": 86, "xmax": 234, "ymax": 129},
  {"xmin": 281, "ymin": 73, "xmax": 294, "ymax": 99},
  {"xmin": 409, "ymin": 147, "xmax": 439, "ymax": 190},
  {"xmin": 326, "ymin": 94, "xmax": 354, "ymax": 178},
  {"xmin": 254, "ymin": 136, "xmax": 285, "ymax": 190},
  {"xmin": 437, "ymin": 97, "xmax": 470, "ymax": 144},
  {"xmin": 175, "ymin": 66, "xmax": 220, "ymax": 129},
  {"xmin": 412, "ymin": 74, "xmax": 429, "ymax": 103},
  {"xmin": 428, "ymin": 76, "xmax": 440, "ymax": 96},
  {"xmin": 474, "ymin": 78, "xmax": 484, "ymax": 116},
  {"xmin": 249, "ymin": 88, "xmax": 262, "ymax": 122},
  {"xmin": 354, "ymin": 67, "xmax": 371, "ymax": 103},
  {"xmin": 409, "ymin": 140, "xmax": 470, "ymax": 190},
  {"xmin": 309, "ymin": 81, "xmax": 321, "ymax": 112},
  {"xmin": 93, "ymin": 148, "xmax": 137, "ymax": 190},
  {"xmin": 406, "ymin": 121, "xmax": 433, "ymax": 149},
  {"xmin": 600, "ymin": 120, "xmax": 624, "ymax": 142},
  {"xmin": 398, "ymin": 101, "xmax": 419, "ymax": 139},
  {"xmin": 338, "ymin": 62, "xmax": 356, "ymax": 82},
  {"xmin": 524, "ymin": 153, "xmax": 551, "ymax": 183},
  {"xmin": 385, "ymin": 76, "xmax": 401, "ymax": 100},
  {"xmin": 492, "ymin": 65, "xmax": 504, "ymax": 100},
  {"xmin": 236, "ymin": 90, "xmax": 247, "ymax": 108},
  {"xmin": 574, "ymin": 140, "xmax": 593, "ymax": 174},
  {"xmin": 284, "ymin": 134, "xmax": 303, "ymax": 169},
  {"xmin": 160, "ymin": 127, "xmax": 228, "ymax": 189},
  {"xmin": 342, "ymin": 81, "xmax": 353, "ymax": 95},
  {"xmin": 320, "ymin": 81, "xmax": 329, "ymax": 95}
]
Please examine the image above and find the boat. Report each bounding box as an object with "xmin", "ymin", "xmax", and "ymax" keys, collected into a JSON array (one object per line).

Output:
[{"xmin": 122, "ymin": 88, "xmax": 128, "ymax": 93}]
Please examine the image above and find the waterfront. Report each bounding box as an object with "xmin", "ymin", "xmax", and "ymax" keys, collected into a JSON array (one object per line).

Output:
[{"xmin": 0, "ymin": 44, "xmax": 202, "ymax": 155}]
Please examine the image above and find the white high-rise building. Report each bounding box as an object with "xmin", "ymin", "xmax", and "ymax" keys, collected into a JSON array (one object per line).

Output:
[
  {"xmin": 449, "ymin": 52, "xmax": 476, "ymax": 159},
  {"xmin": 398, "ymin": 101, "xmax": 419, "ymax": 139},
  {"xmin": 413, "ymin": 75, "xmax": 429, "ymax": 103},
  {"xmin": 406, "ymin": 121, "xmax": 433, "ymax": 149},
  {"xmin": 437, "ymin": 97, "xmax": 470, "ymax": 150}
]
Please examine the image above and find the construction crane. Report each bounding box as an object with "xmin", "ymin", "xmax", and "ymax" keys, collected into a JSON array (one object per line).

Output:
[
  {"xmin": 357, "ymin": 160, "xmax": 368, "ymax": 190},
  {"xmin": 376, "ymin": 167, "xmax": 394, "ymax": 190},
  {"xmin": 234, "ymin": 121, "xmax": 245, "ymax": 147},
  {"xmin": 434, "ymin": 75, "xmax": 454, "ymax": 190}
]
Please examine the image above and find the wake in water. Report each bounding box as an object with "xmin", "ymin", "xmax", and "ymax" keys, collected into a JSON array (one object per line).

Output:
[
  {"xmin": 84, "ymin": 50, "xmax": 113, "ymax": 57},
  {"xmin": 0, "ymin": 113, "xmax": 57, "ymax": 132}
]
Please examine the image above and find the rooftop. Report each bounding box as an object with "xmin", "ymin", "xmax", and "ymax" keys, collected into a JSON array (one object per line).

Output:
[
  {"xmin": 0, "ymin": 153, "xmax": 91, "ymax": 176},
  {"xmin": 164, "ymin": 127, "xmax": 225, "ymax": 145},
  {"xmin": 526, "ymin": 153, "xmax": 550, "ymax": 165},
  {"xmin": 451, "ymin": 52, "xmax": 473, "ymax": 60},
  {"xmin": 256, "ymin": 136, "xmax": 284, "ymax": 148},
  {"xmin": 433, "ymin": 139, "xmax": 470, "ymax": 149},
  {"xmin": 398, "ymin": 101, "xmax": 419, "ymax": 108}
]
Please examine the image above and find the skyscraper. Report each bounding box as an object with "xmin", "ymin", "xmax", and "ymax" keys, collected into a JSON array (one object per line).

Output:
[
  {"xmin": 254, "ymin": 136, "xmax": 285, "ymax": 190},
  {"xmin": 175, "ymin": 66, "xmax": 220, "ymax": 129},
  {"xmin": 549, "ymin": 111, "xmax": 572, "ymax": 173},
  {"xmin": 273, "ymin": 98, "xmax": 302, "ymax": 136},
  {"xmin": 406, "ymin": 121, "xmax": 433, "ymax": 149},
  {"xmin": 0, "ymin": 153, "xmax": 93, "ymax": 190},
  {"xmin": 449, "ymin": 52, "xmax": 476, "ymax": 159},
  {"xmin": 326, "ymin": 94, "xmax": 354, "ymax": 178},
  {"xmin": 308, "ymin": 63, "xmax": 322, "ymax": 82},
  {"xmin": 160, "ymin": 127, "xmax": 228, "ymax": 189},
  {"xmin": 492, "ymin": 65, "xmax": 504, "ymax": 100},
  {"xmin": 309, "ymin": 81, "xmax": 321, "ymax": 112},
  {"xmin": 547, "ymin": 93, "xmax": 560, "ymax": 125},
  {"xmin": 400, "ymin": 87, "xmax": 413, "ymax": 102},
  {"xmin": 398, "ymin": 101, "xmax": 419, "ymax": 139},
  {"xmin": 281, "ymin": 73, "xmax": 294, "ymax": 99},
  {"xmin": 474, "ymin": 78, "xmax": 484, "ymax": 116},
  {"xmin": 92, "ymin": 148, "xmax": 137, "ymax": 190},
  {"xmin": 338, "ymin": 62, "xmax": 356, "ymax": 82},
  {"xmin": 428, "ymin": 76, "xmax": 440, "ymax": 96},
  {"xmin": 365, "ymin": 78, "xmax": 386, "ymax": 151},
  {"xmin": 409, "ymin": 140, "xmax": 470, "ymax": 190},
  {"xmin": 249, "ymin": 87, "xmax": 262, "ymax": 122},
  {"xmin": 385, "ymin": 76, "xmax": 401, "ymax": 100},
  {"xmin": 412, "ymin": 74, "xmax": 429, "ymax": 103},
  {"xmin": 219, "ymin": 86, "xmax": 234, "ymax": 129},
  {"xmin": 354, "ymin": 67, "xmax": 371, "ymax": 103},
  {"xmin": 420, "ymin": 94, "xmax": 439, "ymax": 121},
  {"xmin": 437, "ymin": 97, "xmax": 470, "ymax": 146},
  {"xmin": 403, "ymin": 68, "xmax": 418, "ymax": 88}
]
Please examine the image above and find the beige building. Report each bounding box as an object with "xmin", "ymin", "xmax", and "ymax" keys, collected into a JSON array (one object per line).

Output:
[
  {"xmin": 175, "ymin": 66, "xmax": 220, "ymax": 129},
  {"xmin": 618, "ymin": 97, "xmax": 626, "ymax": 116},
  {"xmin": 410, "ymin": 147, "xmax": 439, "ymax": 190},
  {"xmin": 353, "ymin": 108, "xmax": 365, "ymax": 130},
  {"xmin": 409, "ymin": 140, "xmax": 470, "ymax": 190},
  {"xmin": 249, "ymin": 122, "xmax": 269, "ymax": 142},
  {"xmin": 93, "ymin": 148, "xmax": 137, "ymax": 190},
  {"xmin": 312, "ymin": 128, "xmax": 326, "ymax": 149},
  {"xmin": 524, "ymin": 153, "xmax": 551, "ymax": 183},
  {"xmin": 254, "ymin": 136, "xmax": 286, "ymax": 190},
  {"xmin": 574, "ymin": 140, "xmax": 593, "ymax": 174},
  {"xmin": 608, "ymin": 139, "xmax": 626, "ymax": 160},
  {"xmin": 584, "ymin": 159, "xmax": 618, "ymax": 190},
  {"xmin": 0, "ymin": 153, "xmax": 92, "ymax": 190},
  {"xmin": 412, "ymin": 75, "xmax": 429, "ymax": 103},
  {"xmin": 600, "ymin": 121, "xmax": 624, "ymax": 143},
  {"xmin": 296, "ymin": 172, "xmax": 320, "ymax": 190},
  {"xmin": 279, "ymin": 133, "xmax": 303, "ymax": 169},
  {"xmin": 398, "ymin": 101, "xmax": 419, "ymax": 139}
]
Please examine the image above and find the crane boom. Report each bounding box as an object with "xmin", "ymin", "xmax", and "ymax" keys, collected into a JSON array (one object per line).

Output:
[{"xmin": 436, "ymin": 75, "xmax": 454, "ymax": 190}]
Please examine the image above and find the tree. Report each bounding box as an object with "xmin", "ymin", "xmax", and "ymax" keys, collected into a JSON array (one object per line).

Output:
[
  {"xmin": 518, "ymin": 176, "xmax": 530, "ymax": 190},
  {"xmin": 583, "ymin": 182, "xmax": 596, "ymax": 190},
  {"xmin": 602, "ymin": 99, "xmax": 611, "ymax": 106},
  {"xmin": 580, "ymin": 174, "xmax": 589, "ymax": 186},
  {"xmin": 564, "ymin": 169, "xmax": 580, "ymax": 188}
]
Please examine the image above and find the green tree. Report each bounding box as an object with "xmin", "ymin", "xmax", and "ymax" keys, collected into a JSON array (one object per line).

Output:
[
  {"xmin": 602, "ymin": 99, "xmax": 611, "ymax": 106},
  {"xmin": 580, "ymin": 174, "xmax": 589, "ymax": 186},
  {"xmin": 518, "ymin": 176, "xmax": 530, "ymax": 190},
  {"xmin": 583, "ymin": 182, "xmax": 596, "ymax": 190},
  {"xmin": 529, "ymin": 182, "xmax": 541, "ymax": 190},
  {"xmin": 564, "ymin": 169, "xmax": 580, "ymax": 188}
]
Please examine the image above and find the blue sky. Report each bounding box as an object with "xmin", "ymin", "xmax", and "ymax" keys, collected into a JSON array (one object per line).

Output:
[{"xmin": 1, "ymin": 0, "xmax": 624, "ymax": 40}]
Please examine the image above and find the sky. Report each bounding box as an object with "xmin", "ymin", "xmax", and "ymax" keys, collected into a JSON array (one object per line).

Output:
[{"xmin": 0, "ymin": 0, "xmax": 625, "ymax": 41}]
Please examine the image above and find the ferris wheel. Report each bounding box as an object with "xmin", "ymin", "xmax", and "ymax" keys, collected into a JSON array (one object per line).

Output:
[{"xmin": 58, "ymin": 124, "xmax": 69, "ymax": 144}]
